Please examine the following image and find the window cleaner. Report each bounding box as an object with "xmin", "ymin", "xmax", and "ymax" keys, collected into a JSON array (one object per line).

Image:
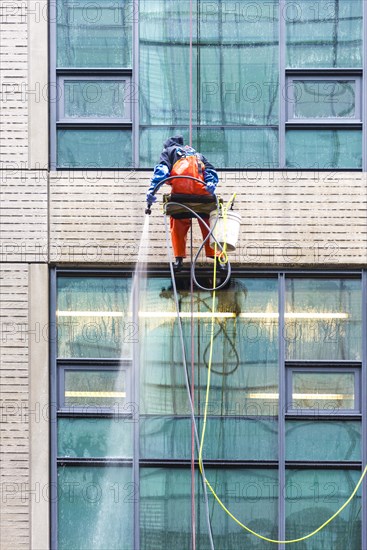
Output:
[{"xmin": 145, "ymin": 135, "xmax": 224, "ymax": 272}]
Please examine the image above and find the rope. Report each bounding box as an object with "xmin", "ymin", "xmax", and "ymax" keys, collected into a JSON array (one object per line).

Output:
[
  {"xmin": 197, "ymin": 246, "xmax": 367, "ymax": 545},
  {"xmin": 164, "ymin": 210, "xmax": 215, "ymax": 550},
  {"xmin": 161, "ymin": 193, "xmax": 367, "ymax": 545}
]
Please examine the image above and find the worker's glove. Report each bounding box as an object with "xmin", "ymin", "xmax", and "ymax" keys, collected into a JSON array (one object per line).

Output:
[
  {"xmin": 146, "ymin": 192, "xmax": 157, "ymax": 205},
  {"xmin": 205, "ymin": 182, "xmax": 217, "ymax": 196}
]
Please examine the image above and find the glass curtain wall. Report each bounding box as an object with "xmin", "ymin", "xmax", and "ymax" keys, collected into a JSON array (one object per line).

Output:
[
  {"xmin": 54, "ymin": 271, "xmax": 365, "ymax": 549},
  {"xmin": 53, "ymin": 0, "xmax": 363, "ymax": 168}
]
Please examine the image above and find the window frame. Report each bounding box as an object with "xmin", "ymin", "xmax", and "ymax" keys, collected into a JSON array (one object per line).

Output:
[
  {"xmin": 58, "ymin": 359, "xmax": 132, "ymax": 414},
  {"xmin": 286, "ymin": 74, "xmax": 362, "ymax": 124},
  {"xmin": 285, "ymin": 364, "xmax": 361, "ymax": 415},
  {"xmin": 57, "ymin": 75, "xmax": 133, "ymax": 124}
]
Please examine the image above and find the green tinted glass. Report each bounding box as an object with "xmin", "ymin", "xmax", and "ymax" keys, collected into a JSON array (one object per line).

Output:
[
  {"xmin": 285, "ymin": 278, "xmax": 362, "ymax": 360},
  {"xmin": 57, "ymin": 277, "xmax": 131, "ymax": 358},
  {"xmin": 286, "ymin": 0, "xmax": 362, "ymax": 68},
  {"xmin": 140, "ymin": 278, "xmax": 278, "ymax": 416},
  {"xmin": 292, "ymin": 80, "xmax": 356, "ymax": 119},
  {"xmin": 140, "ymin": 416, "xmax": 278, "ymax": 461},
  {"xmin": 286, "ymin": 129, "xmax": 362, "ymax": 169},
  {"xmin": 199, "ymin": 0, "xmax": 279, "ymax": 126},
  {"xmin": 140, "ymin": 127, "xmax": 279, "ymax": 168},
  {"xmin": 139, "ymin": 0, "xmax": 197, "ymax": 126},
  {"xmin": 58, "ymin": 466, "xmax": 133, "ymax": 549},
  {"xmin": 64, "ymin": 80, "xmax": 129, "ymax": 119},
  {"xmin": 286, "ymin": 421, "xmax": 361, "ymax": 461},
  {"xmin": 285, "ymin": 470, "xmax": 361, "ymax": 548},
  {"xmin": 57, "ymin": 129, "xmax": 132, "ymax": 169},
  {"xmin": 140, "ymin": 468, "xmax": 278, "ymax": 550},
  {"xmin": 58, "ymin": 417, "xmax": 133, "ymax": 457},
  {"xmin": 57, "ymin": 0, "xmax": 133, "ymax": 68},
  {"xmin": 64, "ymin": 370, "xmax": 127, "ymax": 407}
]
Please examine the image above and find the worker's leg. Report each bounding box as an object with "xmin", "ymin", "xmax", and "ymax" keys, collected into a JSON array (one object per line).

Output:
[
  {"xmin": 170, "ymin": 218, "xmax": 191, "ymax": 258},
  {"xmin": 197, "ymin": 217, "xmax": 218, "ymax": 258}
]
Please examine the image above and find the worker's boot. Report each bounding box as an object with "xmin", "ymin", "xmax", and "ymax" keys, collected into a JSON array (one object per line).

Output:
[{"xmin": 173, "ymin": 257, "xmax": 183, "ymax": 272}]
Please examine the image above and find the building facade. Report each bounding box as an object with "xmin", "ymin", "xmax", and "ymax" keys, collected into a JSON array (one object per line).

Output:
[{"xmin": 1, "ymin": 1, "xmax": 367, "ymax": 549}]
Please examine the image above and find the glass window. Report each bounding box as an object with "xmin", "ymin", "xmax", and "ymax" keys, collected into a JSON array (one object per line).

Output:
[
  {"xmin": 286, "ymin": 129, "xmax": 362, "ymax": 169},
  {"xmin": 57, "ymin": 129, "xmax": 132, "ymax": 169},
  {"xmin": 135, "ymin": 126, "xmax": 278, "ymax": 168},
  {"xmin": 285, "ymin": 469, "xmax": 362, "ymax": 548},
  {"xmin": 57, "ymin": 0, "xmax": 133, "ymax": 68},
  {"xmin": 62, "ymin": 368, "xmax": 128, "ymax": 408},
  {"xmin": 286, "ymin": 421, "xmax": 361, "ymax": 461},
  {"xmin": 289, "ymin": 370, "xmax": 357, "ymax": 412},
  {"xmin": 139, "ymin": 278, "xmax": 278, "ymax": 416},
  {"xmin": 57, "ymin": 277, "xmax": 132, "ymax": 358},
  {"xmin": 58, "ymin": 417, "xmax": 133, "ymax": 458},
  {"xmin": 287, "ymin": 79, "xmax": 359, "ymax": 120},
  {"xmin": 58, "ymin": 466, "xmax": 133, "ymax": 550},
  {"xmin": 285, "ymin": 278, "xmax": 362, "ymax": 360},
  {"xmin": 286, "ymin": 0, "xmax": 363, "ymax": 68},
  {"xmin": 62, "ymin": 79, "xmax": 132, "ymax": 120},
  {"xmin": 140, "ymin": 468, "xmax": 278, "ymax": 550}
]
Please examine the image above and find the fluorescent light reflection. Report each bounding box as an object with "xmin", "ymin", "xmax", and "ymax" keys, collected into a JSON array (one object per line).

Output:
[
  {"xmin": 57, "ymin": 311, "xmax": 350, "ymax": 320},
  {"xmin": 248, "ymin": 392, "xmax": 353, "ymax": 400}
]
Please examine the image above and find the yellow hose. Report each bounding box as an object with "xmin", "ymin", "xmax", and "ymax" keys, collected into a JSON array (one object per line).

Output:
[{"xmin": 197, "ymin": 216, "xmax": 367, "ymax": 544}]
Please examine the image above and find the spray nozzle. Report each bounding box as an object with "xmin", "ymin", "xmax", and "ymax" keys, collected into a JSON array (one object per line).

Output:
[{"xmin": 145, "ymin": 202, "xmax": 152, "ymax": 215}]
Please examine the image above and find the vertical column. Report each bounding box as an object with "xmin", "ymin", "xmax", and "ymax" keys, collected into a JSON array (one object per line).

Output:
[
  {"xmin": 29, "ymin": 264, "xmax": 49, "ymax": 549},
  {"xmin": 362, "ymin": 1, "xmax": 367, "ymax": 170},
  {"xmin": 132, "ymin": 0, "xmax": 140, "ymax": 168},
  {"xmin": 132, "ymin": 272, "xmax": 140, "ymax": 550},
  {"xmin": 279, "ymin": 0, "xmax": 286, "ymax": 168},
  {"xmin": 362, "ymin": 270, "xmax": 366, "ymax": 550},
  {"xmin": 278, "ymin": 273, "xmax": 286, "ymax": 549},
  {"xmin": 28, "ymin": 0, "xmax": 49, "ymax": 169}
]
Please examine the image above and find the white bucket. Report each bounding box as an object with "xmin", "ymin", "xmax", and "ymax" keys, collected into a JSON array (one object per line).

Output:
[{"xmin": 209, "ymin": 210, "xmax": 241, "ymax": 252}]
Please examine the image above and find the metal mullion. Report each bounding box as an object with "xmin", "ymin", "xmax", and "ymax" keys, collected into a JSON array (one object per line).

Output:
[
  {"xmin": 362, "ymin": 270, "xmax": 367, "ymax": 550},
  {"xmin": 132, "ymin": 270, "xmax": 140, "ymax": 550},
  {"xmin": 50, "ymin": 268, "xmax": 58, "ymax": 550},
  {"xmin": 279, "ymin": 0, "xmax": 286, "ymax": 169},
  {"xmin": 132, "ymin": 0, "xmax": 139, "ymax": 168},
  {"xmin": 363, "ymin": 0, "xmax": 367, "ymax": 170},
  {"xmin": 278, "ymin": 273, "xmax": 286, "ymax": 549},
  {"xmin": 49, "ymin": 2, "xmax": 57, "ymax": 169}
]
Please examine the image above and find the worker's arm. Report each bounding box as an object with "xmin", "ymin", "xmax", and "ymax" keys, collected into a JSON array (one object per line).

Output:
[
  {"xmin": 201, "ymin": 154, "xmax": 219, "ymax": 195},
  {"xmin": 146, "ymin": 164, "xmax": 170, "ymax": 204}
]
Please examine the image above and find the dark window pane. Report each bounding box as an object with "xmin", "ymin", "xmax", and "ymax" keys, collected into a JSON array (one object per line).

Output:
[
  {"xmin": 140, "ymin": 416, "xmax": 278, "ymax": 461},
  {"xmin": 286, "ymin": 421, "xmax": 361, "ymax": 461},
  {"xmin": 285, "ymin": 470, "xmax": 362, "ymax": 548},
  {"xmin": 285, "ymin": 278, "xmax": 362, "ymax": 360},
  {"xmin": 286, "ymin": 0, "xmax": 362, "ymax": 68},
  {"xmin": 58, "ymin": 417, "xmax": 133, "ymax": 458},
  {"xmin": 64, "ymin": 370, "xmax": 127, "ymax": 407},
  {"xmin": 140, "ymin": 468, "xmax": 278, "ymax": 550},
  {"xmin": 57, "ymin": 0, "xmax": 133, "ymax": 68},
  {"xmin": 57, "ymin": 129, "xmax": 132, "ymax": 169},
  {"xmin": 57, "ymin": 277, "xmax": 131, "ymax": 358},
  {"xmin": 291, "ymin": 371, "xmax": 355, "ymax": 411},
  {"xmin": 58, "ymin": 466, "xmax": 133, "ymax": 549},
  {"xmin": 64, "ymin": 80, "xmax": 130, "ymax": 119},
  {"xmin": 286, "ymin": 129, "xmax": 362, "ymax": 169}
]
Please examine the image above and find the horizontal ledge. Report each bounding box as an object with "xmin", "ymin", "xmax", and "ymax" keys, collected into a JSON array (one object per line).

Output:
[
  {"xmin": 56, "ymin": 68, "xmax": 133, "ymax": 76},
  {"xmin": 285, "ymin": 122, "xmax": 362, "ymax": 130},
  {"xmin": 286, "ymin": 68, "xmax": 363, "ymax": 76},
  {"xmin": 56, "ymin": 122, "xmax": 132, "ymax": 129}
]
